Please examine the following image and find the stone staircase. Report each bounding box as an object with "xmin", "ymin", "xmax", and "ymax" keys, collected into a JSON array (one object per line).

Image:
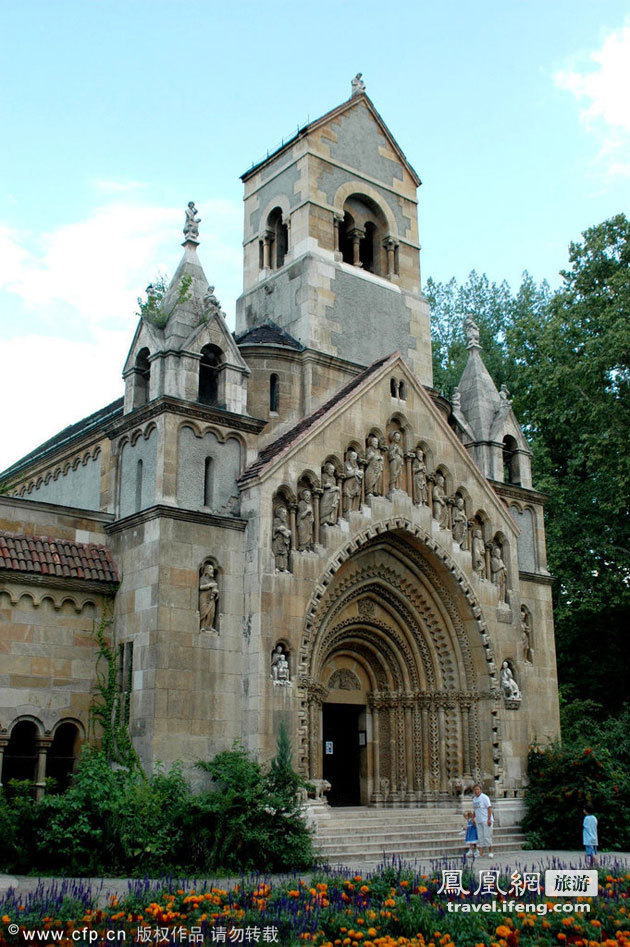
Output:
[{"xmin": 311, "ymin": 806, "xmax": 527, "ymax": 866}]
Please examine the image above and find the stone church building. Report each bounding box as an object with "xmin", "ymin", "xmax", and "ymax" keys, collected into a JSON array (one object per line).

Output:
[{"xmin": 0, "ymin": 81, "xmax": 559, "ymax": 807}]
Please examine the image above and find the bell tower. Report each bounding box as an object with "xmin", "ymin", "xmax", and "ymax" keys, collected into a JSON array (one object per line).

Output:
[{"xmin": 235, "ymin": 78, "xmax": 433, "ymax": 385}]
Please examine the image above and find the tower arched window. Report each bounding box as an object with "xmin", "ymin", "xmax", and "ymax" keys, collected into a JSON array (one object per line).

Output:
[
  {"xmin": 337, "ymin": 195, "xmax": 388, "ymax": 276},
  {"xmin": 262, "ymin": 208, "xmax": 288, "ymax": 270},
  {"xmin": 269, "ymin": 373, "xmax": 279, "ymax": 413},
  {"xmin": 135, "ymin": 348, "xmax": 151, "ymax": 407},
  {"xmin": 199, "ymin": 344, "xmax": 222, "ymax": 405},
  {"xmin": 502, "ymin": 435, "xmax": 520, "ymax": 485}
]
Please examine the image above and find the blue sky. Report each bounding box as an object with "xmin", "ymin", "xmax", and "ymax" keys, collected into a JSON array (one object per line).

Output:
[{"xmin": 1, "ymin": 0, "xmax": 629, "ymax": 470}]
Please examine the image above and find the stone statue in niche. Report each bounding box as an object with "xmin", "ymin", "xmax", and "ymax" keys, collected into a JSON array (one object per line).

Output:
[
  {"xmin": 272, "ymin": 506, "xmax": 292, "ymax": 572},
  {"xmin": 183, "ymin": 201, "xmax": 201, "ymax": 240},
  {"xmin": 451, "ymin": 495, "xmax": 468, "ymax": 547},
  {"xmin": 432, "ymin": 472, "xmax": 449, "ymax": 528},
  {"xmin": 412, "ymin": 449, "xmax": 428, "ymax": 505},
  {"xmin": 297, "ymin": 489, "xmax": 314, "ymax": 551},
  {"xmin": 472, "ymin": 528, "xmax": 486, "ymax": 578},
  {"xmin": 271, "ymin": 644, "xmax": 290, "ymax": 685},
  {"xmin": 343, "ymin": 449, "xmax": 363, "ymax": 514},
  {"xmin": 351, "ymin": 73, "xmax": 366, "ymax": 96},
  {"xmin": 521, "ymin": 606, "xmax": 533, "ymax": 663},
  {"xmin": 320, "ymin": 463, "xmax": 340, "ymax": 526},
  {"xmin": 491, "ymin": 544, "xmax": 508, "ymax": 603},
  {"xmin": 199, "ymin": 562, "xmax": 219, "ymax": 632},
  {"xmin": 501, "ymin": 661, "xmax": 521, "ymax": 700},
  {"xmin": 364, "ymin": 435, "xmax": 383, "ymax": 496},
  {"xmin": 387, "ymin": 431, "xmax": 404, "ymax": 491}
]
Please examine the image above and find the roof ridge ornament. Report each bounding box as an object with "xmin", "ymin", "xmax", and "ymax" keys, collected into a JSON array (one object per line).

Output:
[
  {"xmin": 351, "ymin": 73, "xmax": 366, "ymax": 97},
  {"xmin": 465, "ymin": 316, "xmax": 482, "ymax": 351},
  {"xmin": 182, "ymin": 201, "xmax": 201, "ymax": 246}
]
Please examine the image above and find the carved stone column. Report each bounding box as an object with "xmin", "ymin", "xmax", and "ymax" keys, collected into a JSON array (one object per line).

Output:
[
  {"xmin": 437, "ymin": 703, "xmax": 447, "ymax": 794},
  {"xmin": 333, "ymin": 213, "xmax": 344, "ymax": 253},
  {"xmin": 420, "ymin": 703, "xmax": 430, "ymax": 794},
  {"xmin": 403, "ymin": 698, "xmax": 415, "ymax": 802},
  {"xmin": 262, "ymin": 230, "xmax": 273, "ymax": 270},
  {"xmin": 349, "ymin": 227, "xmax": 365, "ymax": 267},
  {"xmin": 306, "ymin": 681, "xmax": 328, "ymax": 780},
  {"xmin": 384, "ymin": 237, "xmax": 398, "ymax": 279},
  {"xmin": 312, "ymin": 488, "xmax": 322, "ymax": 546},
  {"xmin": 404, "ymin": 452, "xmax": 414, "ymax": 498},
  {"xmin": 460, "ymin": 702, "xmax": 471, "ymax": 776},
  {"xmin": 288, "ymin": 503, "xmax": 298, "ymax": 567},
  {"xmin": 369, "ymin": 693, "xmax": 383, "ymax": 805},
  {"xmin": 35, "ymin": 736, "xmax": 52, "ymax": 800},
  {"xmin": 427, "ymin": 474, "xmax": 435, "ymax": 516},
  {"xmin": 485, "ymin": 541, "xmax": 493, "ymax": 581}
]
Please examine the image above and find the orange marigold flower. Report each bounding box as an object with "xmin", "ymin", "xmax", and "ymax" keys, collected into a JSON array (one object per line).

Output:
[
  {"xmin": 557, "ymin": 935, "xmax": 567, "ymax": 942},
  {"xmin": 495, "ymin": 926, "xmax": 511, "ymax": 938}
]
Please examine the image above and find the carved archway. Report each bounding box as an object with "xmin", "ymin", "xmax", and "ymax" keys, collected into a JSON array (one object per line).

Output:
[{"xmin": 297, "ymin": 519, "xmax": 501, "ymax": 805}]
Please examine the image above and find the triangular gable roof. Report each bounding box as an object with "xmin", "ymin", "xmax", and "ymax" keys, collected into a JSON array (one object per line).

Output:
[
  {"xmin": 239, "ymin": 352, "xmax": 519, "ymax": 534},
  {"xmin": 241, "ymin": 93, "xmax": 421, "ymax": 187}
]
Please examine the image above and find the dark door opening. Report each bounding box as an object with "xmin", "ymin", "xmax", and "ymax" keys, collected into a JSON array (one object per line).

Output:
[{"xmin": 322, "ymin": 703, "xmax": 363, "ymax": 806}]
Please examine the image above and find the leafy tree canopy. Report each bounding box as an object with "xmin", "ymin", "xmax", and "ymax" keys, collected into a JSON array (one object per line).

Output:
[{"xmin": 427, "ymin": 214, "xmax": 630, "ymax": 715}]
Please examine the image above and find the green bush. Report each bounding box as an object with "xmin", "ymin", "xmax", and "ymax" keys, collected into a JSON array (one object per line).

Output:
[{"xmin": 522, "ymin": 738, "xmax": 630, "ymax": 850}]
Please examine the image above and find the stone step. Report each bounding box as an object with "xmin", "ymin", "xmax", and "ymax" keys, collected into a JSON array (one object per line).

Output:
[
  {"xmin": 316, "ymin": 830, "xmax": 525, "ymax": 847},
  {"xmin": 317, "ymin": 838, "xmax": 526, "ymax": 861}
]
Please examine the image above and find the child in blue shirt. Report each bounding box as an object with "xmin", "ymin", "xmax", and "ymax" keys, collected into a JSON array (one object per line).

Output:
[
  {"xmin": 463, "ymin": 810, "xmax": 478, "ymax": 857},
  {"xmin": 583, "ymin": 806, "xmax": 598, "ymax": 866}
]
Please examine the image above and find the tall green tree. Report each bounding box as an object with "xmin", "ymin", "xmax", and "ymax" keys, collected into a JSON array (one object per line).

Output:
[{"xmin": 428, "ymin": 215, "xmax": 630, "ymax": 714}]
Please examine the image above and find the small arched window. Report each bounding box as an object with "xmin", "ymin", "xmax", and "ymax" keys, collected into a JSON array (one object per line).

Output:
[
  {"xmin": 135, "ymin": 459, "xmax": 143, "ymax": 512},
  {"xmin": 264, "ymin": 208, "xmax": 288, "ymax": 270},
  {"xmin": 269, "ymin": 373, "xmax": 279, "ymax": 413},
  {"xmin": 135, "ymin": 348, "xmax": 151, "ymax": 407},
  {"xmin": 390, "ymin": 378, "xmax": 398, "ymax": 398},
  {"xmin": 199, "ymin": 344, "xmax": 222, "ymax": 405},
  {"xmin": 204, "ymin": 456, "xmax": 214, "ymax": 507},
  {"xmin": 338, "ymin": 195, "xmax": 388, "ymax": 276},
  {"xmin": 399, "ymin": 381, "xmax": 406, "ymax": 400},
  {"xmin": 2, "ymin": 720, "xmax": 38, "ymax": 792},
  {"xmin": 46, "ymin": 723, "xmax": 81, "ymax": 793},
  {"xmin": 502, "ymin": 435, "xmax": 520, "ymax": 485}
]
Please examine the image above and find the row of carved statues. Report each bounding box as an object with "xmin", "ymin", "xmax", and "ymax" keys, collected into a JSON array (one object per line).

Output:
[{"xmin": 272, "ymin": 439, "xmax": 510, "ymax": 600}]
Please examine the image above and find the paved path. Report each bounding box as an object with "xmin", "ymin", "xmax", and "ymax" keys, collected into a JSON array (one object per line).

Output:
[{"xmin": 2, "ymin": 851, "xmax": 629, "ymax": 906}]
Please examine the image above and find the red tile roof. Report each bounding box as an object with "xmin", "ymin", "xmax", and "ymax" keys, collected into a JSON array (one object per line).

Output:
[{"xmin": 0, "ymin": 532, "xmax": 119, "ymax": 584}]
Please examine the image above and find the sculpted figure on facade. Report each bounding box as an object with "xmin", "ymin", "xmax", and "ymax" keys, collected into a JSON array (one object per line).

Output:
[
  {"xmin": 203, "ymin": 285, "xmax": 221, "ymax": 312},
  {"xmin": 501, "ymin": 661, "xmax": 521, "ymax": 700},
  {"xmin": 432, "ymin": 472, "xmax": 449, "ymax": 528},
  {"xmin": 272, "ymin": 505, "xmax": 292, "ymax": 571},
  {"xmin": 491, "ymin": 544, "xmax": 508, "ymax": 603},
  {"xmin": 387, "ymin": 431, "xmax": 404, "ymax": 492},
  {"xmin": 412, "ymin": 449, "xmax": 428, "ymax": 505},
  {"xmin": 343, "ymin": 449, "xmax": 363, "ymax": 514},
  {"xmin": 271, "ymin": 644, "xmax": 290, "ymax": 685},
  {"xmin": 320, "ymin": 463, "xmax": 340, "ymax": 526},
  {"xmin": 364, "ymin": 435, "xmax": 383, "ymax": 496},
  {"xmin": 297, "ymin": 489, "xmax": 314, "ymax": 551},
  {"xmin": 451, "ymin": 495, "xmax": 468, "ymax": 547},
  {"xmin": 521, "ymin": 606, "xmax": 533, "ymax": 663},
  {"xmin": 183, "ymin": 201, "xmax": 201, "ymax": 240},
  {"xmin": 199, "ymin": 562, "xmax": 219, "ymax": 632},
  {"xmin": 472, "ymin": 527, "xmax": 486, "ymax": 578}
]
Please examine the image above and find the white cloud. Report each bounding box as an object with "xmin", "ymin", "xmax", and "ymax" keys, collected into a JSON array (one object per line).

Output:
[{"xmin": 554, "ymin": 21, "xmax": 630, "ymax": 177}]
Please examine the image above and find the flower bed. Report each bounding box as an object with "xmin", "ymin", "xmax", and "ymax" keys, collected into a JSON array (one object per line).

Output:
[{"xmin": 1, "ymin": 861, "xmax": 629, "ymax": 947}]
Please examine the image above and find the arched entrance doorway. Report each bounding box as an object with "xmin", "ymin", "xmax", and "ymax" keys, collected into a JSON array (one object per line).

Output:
[{"xmin": 299, "ymin": 522, "xmax": 499, "ymax": 805}]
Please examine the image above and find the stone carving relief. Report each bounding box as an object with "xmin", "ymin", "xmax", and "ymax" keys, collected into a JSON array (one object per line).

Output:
[
  {"xmin": 358, "ymin": 597, "xmax": 375, "ymax": 618},
  {"xmin": 451, "ymin": 495, "xmax": 468, "ymax": 547},
  {"xmin": 272, "ymin": 505, "xmax": 292, "ymax": 572},
  {"xmin": 199, "ymin": 562, "xmax": 219, "ymax": 633},
  {"xmin": 271, "ymin": 644, "xmax": 291, "ymax": 685},
  {"xmin": 387, "ymin": 431, "xmax": 404, "ymax": 492},
  {"xmin": 500, "ymin": 660, "xmax": 521, "ymax": 703},
  {"xmin": 412, "ymin": 449, "xmax": 428, "ymax": 505},
  {"xmin": 320, "ymin": 463, "xmax": 340, "ymax": 526},
  {"xmin": 328, "ymin": 668, "xmax": 361, "ymax": 691},
  {"xmin": 364, "ymin": 436, "xmax": 383, "ymax": 497},
  {"xmin": 472, "ymin": 528, "xmax": 486, "ymax": 578},
  {"xmin": 432, "ymin": 472, "xmax": 449, "ymax": 529},
  {"xmin": 297, "ymin": 489, "xmax": 314, "ymax": 551},
  {"xmin": 520, "ymin": 606, "xmax": 533, "ymax": 663},
  {"xmin": 343, "ymin": 449, "xmax": 363, "ymax": 514},
  {"xmin": 465, "ymin": 316, "xmax": 480, "ymax": 348},
  {"xmin": 490, "ymin": 544, "xmax": 508, "ymax": 604}
]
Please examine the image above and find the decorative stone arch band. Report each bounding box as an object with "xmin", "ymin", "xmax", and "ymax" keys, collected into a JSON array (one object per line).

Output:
[{"xmin": 296, "ymin": 517, "xmax": 503, "ymax": 803}]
